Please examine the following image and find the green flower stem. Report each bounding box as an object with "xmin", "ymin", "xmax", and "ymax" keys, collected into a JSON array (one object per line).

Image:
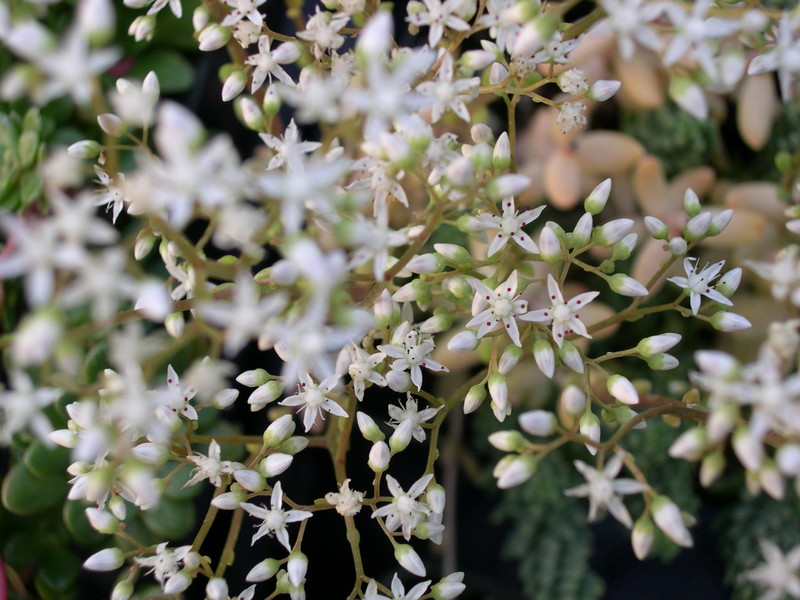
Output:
[
  {"xmin": 592, "ymin": 348, "xmax": 639, "ymax": 364},
  {"xmin": 191, "ymin": 486, "xmax": 225, "ymax": 554},
  {"xmin": 215, "ymin": 506, "xmax": 244, "ymax": 577}
]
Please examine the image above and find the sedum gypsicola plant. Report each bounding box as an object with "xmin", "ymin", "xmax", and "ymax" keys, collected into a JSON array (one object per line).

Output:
[{"xmin": 2, "ymin": 0, "xmax": 800, "ymax": 598}]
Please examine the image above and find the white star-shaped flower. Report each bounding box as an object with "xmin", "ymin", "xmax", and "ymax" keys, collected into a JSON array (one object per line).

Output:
[
  {"xmin": 467, "ymin": 197, "xmax": 545, "ymax": 257},
  {"xmin": 520, "ymin": 274, "xmax": 598, "ymax": 348},
  {"xmin": 240, "ymin": 481, "xmax": 313, "ymax": 549},
  {"xmin": 221, "ymin": 0, "xmax": 268, "ymax": 27},
  {"xmin": 743, "ymin": 539, "xmax": 800, "ymax": 600},
  {"xmin": 342, "ymin": 343, "xmax": 387, "ymax": 401},
  {"xmin": 387, "ymin": 396, "xmax": 441, "ymax": 444},
  {"xmin": 365, "ymin": 573, "xmax": 430, "ymax": 600},
  {"xmin": 564, "ymin": 453, "xmax": 649, "ymax": 528},
  {"xmin": 279, "ymin": 372, "xmax": 347, "ymax": 432},
  {"xmin": 371, "ymin": 473, "xmax": 433, "ymax": 540},
  {"xmin": 466, "ymin": 270, "xmax": 529, "ymax": 346},
  {"xmin": 378, "ymin": 322, "xmax": 448, "ymax": 390},
  {"xmin": 667, "ymin": 257, "xmax": 733, "ymax": 315},
  {"xmin": 184, "ymin": 439, "xmax": 243, "ymax": 488}
]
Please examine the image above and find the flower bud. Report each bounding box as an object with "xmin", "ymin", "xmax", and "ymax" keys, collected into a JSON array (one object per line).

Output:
[
  {"xmin": 234, "ymin": 469, "xmax": 266, "ymax": 491},
  {"xmin": 247, "ymin": 558, "xmax": 281, "ymax": 582},
  {"xmin": 683, "ymin": 188, "xmax": 702, "ymax": 217},
  {"xmin": 395, "ymin": 544, "xmax": 426, "ymax": 577},
  {"xmin": 588, "ymin": 79, "xmax": 621, "ymax": 102},
  {"xmin": 715, "ymin": 268, "xmax": 742, "ymax": 298},
  {"xmin": 594, "ymin": 218, "xmax": 634, "ymax": 246},
  {"xmin": 608, "ymin": 274, "xmax": 648, "ymax": 297},
  {"xmin": 607, "ymin": 375, "xmax": 639, "ymax": 405},
  {"xmin": 652, "ymin": 496, "xmax": 693, "ymax": 547},
  {"xmin": 249, "ymin": 381, "xmax": 284, "ymax": 411},
  {"xmin": 288, "ymin": 552, "xmax": 308, "ymax": 586},
  {"xmin": 206, "ymin": 578, "xmax": 229, "ymax": 600},
  {"xmin": 448, "ymin": 330, "xmax": 479, "ymax": 353},
  {"xmin": 406, "ymin": 253, "xmax": 446, "ymax": 274},
  {"xmin": 279, "ymin": 436, "xmax": 308, "ymax": 455},
  {"xmin": 85, "ymin": 508, "xmax": 119, "ymax": 534},
  {"xmin": 700, "ymin": 451, "xmax": 725, "ymax": 487},
  {"xmin": 357, "ymin": 411, "xmax": 385, "ymax": 442},
  {"xmin": 192, "ymin": 5, "xmax": 210, "ymax": 30},
  {"xmin": 487, "ymin": 173, "xmax": 530, "ymax": 199},
  {"xmin": 489, "ymin": 62, "xmax": 508, "ymax": 85},
  {"xmin": 579, "ymin": 412, "xmax": 601, "ymax": 455},
  {"xmin": 559, "ymin": 341, "xmax": 584, "ymax": 373},
  {"xmin": 128, "ymin": 15, "xmax": 155, "ymax": 41},
  {"xmin": 518, "ymin": 410, "xmax": 556, "ymax": 437},
  {"xmin": 260, "ymin": 453, "xmax": 293, "ymax": 478},
  {"xmin": 263, "ymin": 85, "xmax": 281, "ymax": 116},
  {"xmin": 426, "ymin": 483, "xmax": 446, "ymax": 514},
  {"xmin": 237, "ymin": 95, "xmax": 265, "ymax": 131},
  {"xmin": 389, "ymin": 419, "xmax": 414, "ymax": 453},
  {"xmin": 212, "ymin": 490, "xmax": 247, "ymax": 510},
  {"xmin": 198, "ymin": 24, "xmax": 231, "ymax": 51},
  {"xmin": 668, "ymin": 427, "xmax": 707, "ymax": 461},
  {"xmin": 386, "ymin": 369, "xmax": 412, "ymax": 392},
  {"xmin": 84, "ymin": 548, "xmax": 125, "ymax": 571},
  {"xmin": 488, "ymin": 430, "xmax": 526, "ymax": 452},
  {"xmin": 759, "ymin": 460, "xmax": 785, "ymax": 500},
  {"xmin": 683, "ymin": 212, "xmax": 712, "ymax": 241},
  {"xmin": 636, "ymin": 333, "xmax": 681, "ymax": 357},
  {"xmin": 539, "ymin": 225, "xmax": 561, "ymax": 264},
  {"xmin": 632, "ymin": 516, "xmax": 655, "ymax": 559},
  {"xmin": 584, "ymin": 178, "xmax": 611, "ymax": 215},
  {"xmin": 461, "ymin": 49, "xmax": 495, "ymax": 70},
  {"xmin": 446, "ymin": 155, "xmax": 474, "ymax": 186},
  {"xmin": 357, "ymin": 11, "xmax": 393, "ymax": 59},
  {"xmin": 431, "ymin": 572, "xmax": 466, "ymax": 600},
  {"xmin": 707, "ymin": 209, "xmax": 733, "ymax": 236},
  {"xmin": 777, "ymin": 444, "xmax": 800, "ymax": 476},
  {"xmin": 488, "ymin": 372, "xmax": 509, "ymax": 422},
  {"xmin": 98, "ymin": 113, "xmax": 124, "ymax": 136},
  {"xmin": 571, "ymin": 213, "xmax": 593, "ymax": 248},
  {"xmin": 709, "ymin": 311, "xmax": 751, "ymax": 332},
  {"xmin": 131, "ymin": 442, "xmax": 169, "ymax": 464},
  {"xmin": 668, "ymin": 237, "xmax": 688, "ymax": 256},
  {"xmin": 463, "ymin": 384, "xmax": 486, "ymax": 414},
  {"xmin": 263, "ymin": 414, "xmax": 295, "ymax": 447},
  {"xmin": 612, "ymin": 233, "xmax": 637, "ymax": 261},
  {"xmin": 368, "ymin": 441, "xmax": 391, "ymax": 472},
  {"xmin": 494, "ymin": 454, "xmax": 538, "ymax": 489},
  {"xmin": 498, "ymin": 345, "xmax": 523, "ymax": 374},
  {"xmin": 112, "ymin": 581, "xmax": 134, "ymax": 600},
  {"xmin": 560, "ymin": 385, "xmax": 586, "ymax": 416},
  {"xmin": 492, "ymin": 131, "xmax": 511, "ymax": 171},
  {"xmin": 732, "ymin": 426, "xmax": 763, "ymax": 471},
  {"xmin": 644, "ymin": 216, "xmax": 669, "ymax": 239},
  {"xmin": 646, "ymin": 353, "xmax": 679, "ymax": 370},
  {"xmin": 434, "ymin": 243, "xmax": 474, "ymax": 267},
  {"xmin": 67, "ymin": 139, "xmax": 101, "ymax": 158}
]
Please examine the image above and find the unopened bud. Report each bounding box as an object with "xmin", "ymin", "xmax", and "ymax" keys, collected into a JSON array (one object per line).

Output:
[
  {"xmin": 644, "ymin": 216, "xmax": 669, "ymax": 239},
  {"xmin": 607, "ymin": 375, "xmax": 639, "ymax": 405},
  {"xmin": 683, "ymin": 188, "xmax": 702, "ymax": 217},
  {"xmin": 368, "ymin": 441, "xmax": 391, "ymax": 471},
  {"xmin": 498, "ymin": 345, "xmax": 523, "ymax": 374},
  {"xmin": 539, "ymin": 225, "xmax": 561, "ymax": 264},
  {"xmin": 463, "ymin": 384, "xmax": 486, "ymax": 414},
  {"xmin": 652, "ymin": 496, "xmax": 693, "ymax": 547},
  {"xmin": 584, "ymin": 178, "xmax": 611, "ymax": 215},
  {"xmin": 488, "ymin": 430, "xmax": 526, "ymax": 452},
  {"xmin": 559, "ymin": 341, "xmax": 584, "ymax": 373},
  {"xmin": 632, "ymin": 516, "xmax": 655, "ymax": 559},
  {"xmin": 595, "ymin": 218, "xmax": 634, "ymax": 246},
  {"xmin": 518, "ymin": 410, "xmax": 557, "ymax": 437},
  {"xmin": 668, "ymin": 237, "xmax": 688, "ymax": 256},
  {"xmin": 588, "ymin": 79, "xmax": 621, "ymax": 102},
  {"xmin": 684, "ymin": 212, "xmax": 712, "ymax": 241},
  {"xmin": 709, "ymin": 311, "xmax": 751, "ymax": 332},
  {"xmin": 198, "ymin": 24, "xmax": 231, "ymax": 51},
  {"xmin": 608, "ymin": 273, "xmax": 648, "ymax": 297}
]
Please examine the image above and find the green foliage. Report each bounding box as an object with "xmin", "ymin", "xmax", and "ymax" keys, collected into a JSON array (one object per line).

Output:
[
  {"xmin": 717, "ymin": 492, "xmax": 800, "ymax": 600},
  {"xmin": 0, "ymin": 108, "xmax": 45, "ymax": 212},
  {"xmin": 621, "ymin": 103, "xmax": 720, "ymax": 178},
  {"xmin": 127, "ymin": 49, "xmax": 195, "ymax": 94},
  {"xmin": 496, "ymin": 452, "xmax": 605, "ymax": 600}
]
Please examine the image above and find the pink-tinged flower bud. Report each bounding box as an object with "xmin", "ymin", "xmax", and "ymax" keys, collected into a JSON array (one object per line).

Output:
[
  {"xmin": 395, "ymin": 544, "xmax": 426, "ymax": 577},
  {"xmin": 448, "ymin": 330, "xmax": 479, "ymax": 353},
  {"xmin": 594, "ymin": 218, "xmax": 634, "ymax": 246},
  {"xmin": 733, "ymin": 427, "xmax": 764, "ymax": 471},
  {"xmin": 683, "ymin": 188, "xmax": 701, "ymax": 217},
  {"xmin": 571, "ymin": 213, "xmax": 593, "ymax": 247},
  {"xmin": 392, "ymin": 279, "xmax": 429, "ymax": 302},
  {"xmin": 222, "ymin": 69, "xmax": 248, "ymax": 102},
  {"xmin": 236, "ymin": 95, "xmax": 265, "ymax": 130},
  {"xmin": 498, "ymin": 345, "xmax": 523, "ymax": 374},
  {"xmin": 97, "ymin": 113, "xmax": 124, "ymax": 136},
  {"xmin": 560, "ymin": 385, "xmax": 586, "ymax": 416},
  {"xmin": 607, "ymin": 375, "xmax": 639, "ymax": 405},
  {"xmin": 198, "ymin": 24, "xmax": 231, "ymax": 51},
  {"xmin": 471, "ymin": 123, "xmax": 493, "ymax": 144},
  {"xmin": 644, "ymin": 216, "xmax": 669, "ymax": 239},
  {"xmin": 249, "ymin": 381, "xmax": 284, "ymax": 411},
  {"xmin": 588, "ymin": 79, "xmax": 621, "ymax": 102},
  {"xmin": 357, "ymin": 412, "xmax": 385, "ymax": 442},
  {"xmin": 128, "ymin": 15, "xmax": 156, "ymax": 41},
  {"xmin": 234, "ymin": 469, "xmax": 266, "ymax": 491},
  {"xmin": 652, "ymin": 496, "xmax": 693, "ymax": 547},
  {"xmin": 492, "ymin": 131, "xmax": 511, "ymax": 171},
  {"xmin": 531, "ymin": 338, "xmax": 555, "ymax": 378},
  {"xmin": 84, "ymin": 548, "xmax": 125, "ymax": 571},
  {"xmin": 539, "ymin": 225, "xmax": 561, "ymax": 264},
  {"xmin": 112, "ymin": 581, "xmax": 134, "ymax": 600},
  {"xmin": 706, "ymin": 403, "xmax": 737, "ymax": 443},
  {"xmin": 431, "ymin": 572, "xmax": 466, "ymax": 600},
  {"xmin": 212, "ymin": 490, "xmax": 247, "ymax": 510},
  {"xmin": 434, "ymin": 244, "xmax": 473, "ymax": 267},
  {"xmin": 684, "ymin": 212, "xmax": 712, "ymax": 241},
  {"xmin": 163, "ymin": 312, "xmax": 184, "ymax": 338},
  {"xmin": 584, "ymin": 178, "xmax": 611, "ymax": 215},
  {"xmin": 164, "ymin": 571, "xmax": 192, "ymax": 594},
  {"xmin": 632, "ymin": 516, "xmax": 655, "ymax": 559},
  {"xmin": 694, "ymin": 350, "xmax": 740, "ymax": 378},
  {"xmin": 608, "ymin": 274, "xmax": 648, "ymax": 297},
  {"xmin": 559, "ymin": 341, "xmax": 584, "ymax": 373},
  {"xmin": 461, "ymin": 49, "xmax": 495, "ymax": 70},
  {"xmin": 777, "ymin": 444, "xmax": 800, "ymax": 476},
  {"xmin": 206, "ymin": 578, "xmax": 229, "ymax": 600},
  {"xmin": 263, "ymin": 414, "xmax": 295, "ymax": 447},
  {"xmin": 518, "ymin": 410, "xmax": 557, "ymax": 437},
  {"xmin": 637, "ymin": 333, "xmax": 681, "ymax": 357},
  {"xmin": 213, "ymin": 388, "xmax": 239, "ymax": 409},
  {"xmin": 668, "ymin": 427, "xmax": 708, "ymax": 461},
  {"xmin": 668, "ymin": 236, "xmax": 687, "ymax": 256},
  {"xmin": 368, "ymin": 441, "xmax": 391, "ymax": 472},
  {"xmin": 707, "ymin": 209, "xmax": 733, "ymax": 236},
  {"xmin": 247, "ymin": 558, "xmax": 281, "ymax": 582},
  {"xmin": 494, "ymin": 454, "xmax": 538, "ymax": 489},
  {"xmin": 406, "ymin": 253, "xmax": 446, "ymax": 274},
  {"xmin": 489, "ymin": 62, "xmax": 508, "ymax": 85},
  {"xmin": 192, "ymin": 5, "xmax": 210, "ymax": 31},
  {"xmin": 67, "ymin": 139, "xmax": 101, "ymax": 158},
  {"xmin": 646, "ymin": 353, "xmax": 679, "ymax": 370},
  {"xmin": 709, "ymin": 311, "xmax": 751, "ymax": 332},
  {"xmin": 488, "ymin": 373, "xmax": 509, "ymax": 422},
  {"xmin": 260, "ymin": 453, "xmax": 293, "ymax": 478},
  {"xmin": 463, "ymin": 384, "xmax": 486, "ymax": 414},
  {"xmin": 390, "ymin": 419, "xmax": 415, "ymax": 453},
  {"xmin": 488, "ymin": 430, "xmax": 526, "ymax": 452},
  {"xmin": 287, "ymin": 552, "xmax": 308, "ymax": 586},
  {"xmin": 386, "ymin": 369, "xmax": 412, "ymax": 392},
  {"xmin": 131, "ymin": 442, "xmax": 168, "ymax": 464},
  {"xmin": 487, "ymin": 174, "xmax": 530, "ymax": 199},
  {"xmin": 579, "ymin": 412, "xmax": 601, "ymax": 455},
  {"xmin": 446, "ymin": 155, "xmax": 474, "ymax": 186},
  {"xmin": 85, "ymin": 508, "xmax": 119, "ymax": 534},
  {"xmin": 263, "ymin": 85, "xmax": 281, "ymax": 117},
  {"xmin": 700, "ymin": 451, "xmax": 725, "ymax": 487}
]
